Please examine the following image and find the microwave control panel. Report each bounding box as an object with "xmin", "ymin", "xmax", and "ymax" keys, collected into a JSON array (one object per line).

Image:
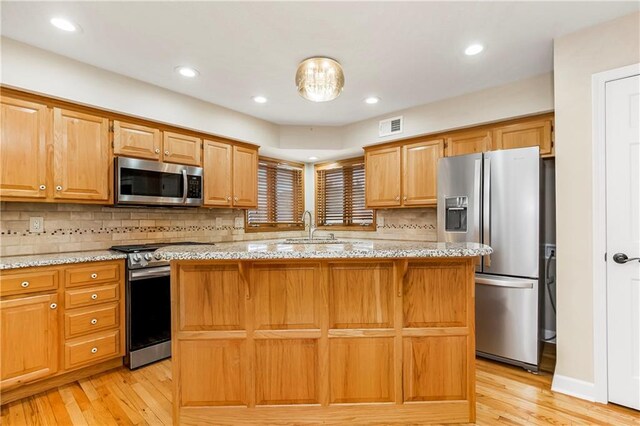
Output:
[{"xmin": 187, "ymin": 175, "xmax": 202, "ymax": 199}]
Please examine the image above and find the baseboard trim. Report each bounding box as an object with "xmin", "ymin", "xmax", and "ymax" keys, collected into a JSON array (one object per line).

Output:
[{"xmin": 551, "ymin": 374, "xmax": 596, "ymax": 402}]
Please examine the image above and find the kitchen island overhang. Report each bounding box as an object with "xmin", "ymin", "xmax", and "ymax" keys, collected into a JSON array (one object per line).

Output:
[{"xmin": 159, "ymin": 240, "xmax": 491, "ymax": 425}]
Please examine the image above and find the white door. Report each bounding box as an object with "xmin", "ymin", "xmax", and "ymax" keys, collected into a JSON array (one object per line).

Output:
[{"xmin": 606, "ymin": 74, "xmax": 640, "ymax": 410}]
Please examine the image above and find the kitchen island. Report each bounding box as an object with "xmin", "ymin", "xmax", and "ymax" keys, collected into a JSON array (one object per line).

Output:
[{"xmin": 159, "ymin": 240, "xmax": 492, "ymax": 425}]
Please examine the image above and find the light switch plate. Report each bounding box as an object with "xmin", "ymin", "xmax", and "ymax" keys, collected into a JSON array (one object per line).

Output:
[
  {"xmin": 29, "ymin": 217, "xmax": 44, "ymax": 233},
  {"xmin": 234, "ymin": 217, "xmax": 244, "ymax": 229}
]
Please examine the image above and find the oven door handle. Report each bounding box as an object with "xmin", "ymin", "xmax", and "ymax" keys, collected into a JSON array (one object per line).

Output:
[{"xmin": 129, "ymin": 266, "xmax": 171, "ymax": 281}]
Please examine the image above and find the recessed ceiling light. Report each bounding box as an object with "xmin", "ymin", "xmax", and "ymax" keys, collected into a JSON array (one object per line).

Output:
[
  {"xmin": 464, "ymin": 44, "xmax": 484, "ymax": 56},
  {"xmin": 308, "ymin": 156, "xmax": 318, "ymax": 161},
  {"xmin": 253, "ymin": 96, "xmax": 268, "ymax": 104},
  {"xmin": 50, "ymin": 17, "xmax": 78, "ymax": 32},
  {"xmin": 364, "ymin": 96, "xmax": 380, "ymax": 104},
  {"xmin": 176, "ymin": 66, "xmax": 199, "ymax": 78}
]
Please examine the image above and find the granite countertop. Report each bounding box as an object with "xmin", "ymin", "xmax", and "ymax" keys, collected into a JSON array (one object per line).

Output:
[
  {"xmin": 0, "ymin": 250, "xmax": 127, "ymax": 270},
  {"xmin": 157, "ymin": 239, "xmax": 492, "ymax": 261}
]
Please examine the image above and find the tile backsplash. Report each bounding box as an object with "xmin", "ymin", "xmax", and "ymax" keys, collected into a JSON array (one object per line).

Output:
[{"xmin": 0, "ymin": 202, "xmax": 436, "ymax": 256}]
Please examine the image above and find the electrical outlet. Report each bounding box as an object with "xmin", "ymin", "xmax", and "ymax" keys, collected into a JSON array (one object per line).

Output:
[
  {"xmin": 544, "ymin": 244, "xmax": 556, "ymax": 259},
  {"xmin": 215, "ymin": 217, "xmax": 222, "ymax": 230},
  {"xmin": 29, "ymin": 217, "xmax": 44, "ymax": 233},
  {"xmin": 234, "ymin": 217, "xmax": 244, "ymax": 229}
]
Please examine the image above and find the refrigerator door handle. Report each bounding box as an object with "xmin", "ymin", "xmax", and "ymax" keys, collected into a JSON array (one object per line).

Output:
[
  {"xmin": 474, "ymin": 158, "xmax": 482, "ymax": 268},
  {"xmin": 483, "ymin": 157, "xmax": 491, "ymax": 268},
  {"xmin": 475, "ymin": 274, "xmax": 534, "ymax": 289}
]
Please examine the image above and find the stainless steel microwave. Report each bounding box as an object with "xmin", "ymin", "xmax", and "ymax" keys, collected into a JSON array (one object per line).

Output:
[{"xmin": 115, "ymin": 157, "xmax": 203, "ymax": 207}]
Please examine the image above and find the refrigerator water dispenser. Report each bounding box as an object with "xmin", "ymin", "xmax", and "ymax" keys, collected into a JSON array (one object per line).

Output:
[{"xmin": 445, "ymin": 196, "xmax": 468, "ymax": 232}]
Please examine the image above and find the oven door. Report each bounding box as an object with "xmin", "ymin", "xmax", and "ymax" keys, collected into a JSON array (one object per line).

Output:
[
  {"xmin": 127, "ymin": 266, "xmax": 172, "ymax": 367},
  {"xmin": 116, "ymin": 156, "xmax": 202, "ymax": 206}
]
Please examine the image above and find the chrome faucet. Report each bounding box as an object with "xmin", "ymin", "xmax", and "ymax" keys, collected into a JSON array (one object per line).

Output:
[{"xmin": 301, "ymin": 210, "xmax": 317, "ymax": 240}]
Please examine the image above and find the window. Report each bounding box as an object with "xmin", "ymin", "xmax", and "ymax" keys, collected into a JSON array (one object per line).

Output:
[
  {"xmin": 246, "ymin": 157, "xmax": 305, "ymax": 231},
  {"xmin": 315, "ymin": 157, "xmax": 375, "ymax": 230}
]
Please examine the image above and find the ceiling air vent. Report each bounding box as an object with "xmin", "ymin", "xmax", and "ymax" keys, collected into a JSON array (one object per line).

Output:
[{"xmin": 379, "ymin": 116, "xmax": 403, "ymax": 137}]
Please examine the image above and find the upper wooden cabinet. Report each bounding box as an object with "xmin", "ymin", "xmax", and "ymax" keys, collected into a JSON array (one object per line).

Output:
[
  {"xmin": 402, "ymin": 139, "xmax": 444, "ymax": 206},
  {"xmin": 203, "ymin": 139, "xmax": 233, "ymax": 207},
  {"xmin": 365, "ymin": 140, "xmax": 442, "ymax": 208},
  {"xmin": 445, "ymin": 129, "xmax": 492, "ymax": 157},
  {"xmin": 53, "ymin": 108, "xmax": 111, "ymax": 202},
  {"xmin": 0, "ymin": 97, "xmax": 49, "ymax": 200},
  {"xmin": 493, "ymin": 117, "xmax": 553, "ymax": 156},
  {"xmin": 112, "ymin": 120, "xmax": 161, "ymax": 160},
  {"xmin": 232, "ymin": 145, "xmax": 258, "ymax": 208},
  {"xmin": 365, "ymin": 146, "xmax": 402, "ymax": 207},
  {"xmin": 163, "ymin": 131, "xmax": 202, "ymax": 166},
  {"xmin": 0, "ymin": 293, "xmax": 59, "ymax": 390}
]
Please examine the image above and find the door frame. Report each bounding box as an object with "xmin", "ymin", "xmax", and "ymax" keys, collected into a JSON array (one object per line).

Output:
[{"xmin": 591, "ymin": 62, "xmax": 640, "ymax": 404}]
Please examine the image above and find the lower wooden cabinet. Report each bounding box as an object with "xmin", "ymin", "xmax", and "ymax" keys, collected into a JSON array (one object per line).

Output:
[{"xmin": 0, "ymin": 260, "xmax": 125, "ymax": 402}]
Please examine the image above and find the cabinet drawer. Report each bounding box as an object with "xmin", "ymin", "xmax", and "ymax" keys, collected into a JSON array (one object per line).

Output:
[
  {"xmin": 65, "ymin": 262, "xmax": 120, "ymax": 288},
  {"xmin": 65, "ymin": 283, "xmax": 119, "ymax": 309},
  {"xmin": 0, "ymin": 269, "xmax": 58, "ymax": 297},
  {"xmin": 65, "ymin": 303, "xmax": 119, "ymax": 339},
  {"xmin": 64, "ymin": 330, "xmax": 120, "ymax": 370}
]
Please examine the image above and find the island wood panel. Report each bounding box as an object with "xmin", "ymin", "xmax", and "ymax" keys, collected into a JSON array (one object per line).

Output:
[
  {"xmin": 329, "ymin": 337, "xmax": 395, "ymax": 403},
  {"xmin": 328, "ymin": 262, "xmax": 394, "ymax": 328}
]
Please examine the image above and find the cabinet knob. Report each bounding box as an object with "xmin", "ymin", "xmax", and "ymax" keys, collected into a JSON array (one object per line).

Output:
[
  {"xmin": 91, "ymin": 273, "xmax": 98, "ymax": 279},
  {"xmin": 91, "ymin": 347, "xmax": 98, "ymax": 354},
  {"xmin": 56, "ymin": 185, "xmax": 62, "ymax": 191},
  {"xmin": 234, "ymin": 197, "xmax": 238, "ymax": 201},
  {"xmin": 50, "ymin": 303, "xmax": 57, "ymax": 309},
  {"xmin": 227, "ymin": 196, "xmax": 231, "ymax": 201},
  {"xmin": 155, "ymin": 148, "xmax": 160, "ymax": 154},
  {"xmin": 91, "ymin": 293, "xmax": 98, "ymax": 300},
  {"xmin": 21, "ymin": 281, "xmax": 29, "ymax": 288},
  {"xmin": 395, "ymin": 195, "xmax": 400, "ymax": 201},
  {"xmin": 403, "ymin": 196, "xmax": 407, "ymax": 201},
  {"xmin": 39, "ymin": 185, "xmax": 46, "ymax": 190},
  {"xmin": 164, "ymin": 151, "xmax": 170, "ymax": 155},
  {"xmin": 90, "ymin": 318, "xmax": 98, "ymax": 325}
]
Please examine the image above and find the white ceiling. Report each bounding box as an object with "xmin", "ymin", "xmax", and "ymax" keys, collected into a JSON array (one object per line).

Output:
[{"xmin": 1, "ymin": 1, "xmax": 638, "ymax": 126}]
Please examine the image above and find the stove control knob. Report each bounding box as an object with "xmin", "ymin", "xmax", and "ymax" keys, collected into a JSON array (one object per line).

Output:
[
  {"xmin": 144, "ymin": 253, "xmax": 153, "ymax": 261},
  {"xmin": 154, "ymin": 253, "xmax": 163, "ymax": 260},
  {"xmin": 132, "ymin": 254, "xmax": 142, "ymax": 262}
]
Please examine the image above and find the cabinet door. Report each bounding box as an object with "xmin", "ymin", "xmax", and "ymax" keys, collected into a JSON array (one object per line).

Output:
[
  {"xmin": 163, "ymin": 131, "xmax": 202, "ymax": 166},
  {"xmin": 0, "ymin": 97, "xmax": 49, "ymax": 199},
  {"xmin": 493, "ymin": 118, "xmax": 553, "ymax": 156},
  {"xmin": 365, "ymin": 146, "xmax": 401, "ymax": 207},
  {"xmin": 113, "ymin": 120, "xmax": 161, "ymax": 160},
  {"xmin": 53, "ymin": 108, "xmax": 111, "ymax": 202},
  {"xmin": 445, "ymin": 130, "xmax": 491, "ymax": 157},
  {"xmin": 1, "ymin": 293, "xmax": 59, "ymax": 390},
  {"xmin": 203, "ymin": 140, "xmax": 233, "ymax": 207},
  {"xmin": 402, "ymin": 139, "xmax": 443, "ymax": 206},
  {"xmin": 232, "ymin": 146, "xmax": 258, "ymax": 208}
]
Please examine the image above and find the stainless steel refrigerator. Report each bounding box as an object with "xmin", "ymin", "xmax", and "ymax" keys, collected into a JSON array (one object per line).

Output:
[{"xmin": 437, "ymin": 146, "xmax": 542, "ymax": 371}]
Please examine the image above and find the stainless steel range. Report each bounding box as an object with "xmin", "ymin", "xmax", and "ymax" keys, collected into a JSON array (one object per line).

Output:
[{"xmin": 110, "ymin": 242, "xmax": 212, "ymax": 369}]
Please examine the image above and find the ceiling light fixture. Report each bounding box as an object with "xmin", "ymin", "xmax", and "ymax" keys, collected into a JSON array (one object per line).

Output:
[
  {"xmin": 176, "ymin": 66, "xmax": 199, "ymax": 78},
  {"xmin": 464, "ymin": 44, "xmax": 484, "ymax": 56},
  {"xmin": 364, "ymin": 96, "xmax": 380, "ymax": 104},
  {"xmin": 308, "ymin": 156, "xmax": 319, "ymax": 161},
  {"xmin": 295, "ymin": 57, "xmax": 345, "ymax": 102},
  {"xmin": 50, "ymin": 17, "xmax": 78, "ymax": 32},
  {"xmin": 253, "ymin": 96, "xmax": 268, "ymax": 104}
]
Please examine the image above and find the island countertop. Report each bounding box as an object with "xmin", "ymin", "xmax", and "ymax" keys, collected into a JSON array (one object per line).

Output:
[{"xmin": 157, "ymin": 239, "xmax": 492, "ymax": 261}]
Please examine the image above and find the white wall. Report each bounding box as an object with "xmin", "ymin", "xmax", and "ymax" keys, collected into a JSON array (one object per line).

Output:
[{"xmin": 553, "ymin": 11, "xmax": 640, "ymax": 388}]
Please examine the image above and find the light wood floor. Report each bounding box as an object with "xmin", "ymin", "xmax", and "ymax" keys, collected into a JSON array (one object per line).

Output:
[{"xmin": 2, "ymin": 353, "xmax": 638, "ymax": 425}]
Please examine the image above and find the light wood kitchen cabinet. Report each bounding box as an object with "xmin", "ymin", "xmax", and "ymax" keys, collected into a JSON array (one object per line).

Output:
[
  {"xmin": 163, "ymin": 131, "xmax": 202, "ymax": 166},
  {"xmin": 232, "ymin": 145, "xmax": 258, "ymax": 208},
  {"xmin": 53, "ymin": 108, "xmax": 111, "ymax": 202},
  {"xmin": 0, "ymin": 96, "xmax": 50, "ymax": 200},
  {"xmin": 0, "ymin": 293, "xmax": 59, "ymax": 390},
  {"xmin": 112, "ymin": 120, "xmax": 161, "ymax": 160},
  {"xmin": 203, "ymin": 139, "xmax": 233, "ymax": 207},
  {"xmin": 493, "ymin": 117, "xmax": 553, "ymax": 156},
  {"xmin": 365, "ymin": 146, "xmax": 402, "ymax": 207},
  {"xmin": 402, "ymin": 139, "xmax": 444, "ymax": 206},
  {"xmin": 445, "ymin": 129, "xmax": 492, "ymax": 157}
]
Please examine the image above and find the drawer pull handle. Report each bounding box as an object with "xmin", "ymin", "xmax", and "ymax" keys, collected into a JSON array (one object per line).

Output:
[
  {"xmin": 91, "ymin": 294, "xmax": 98, "ymax": 300},
  {"xmin": 90, "ymin": 318, "xmax": 98, "ymax": 325},
  {"xmin": 91, "ymin": 347, "xmax": 98, "ymax": 354},
  {"xmin": 21, "ymin": 281, "xmax": 30, "ymax": 288},
  {"xmin": 50, "ymin": 303, "xmax": 57, "ymax": 309},
  {"xmin": 91, "ymin": 273, "xmax": 98, "ymax": 279}
]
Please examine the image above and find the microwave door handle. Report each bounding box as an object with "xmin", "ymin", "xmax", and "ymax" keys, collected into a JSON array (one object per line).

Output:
[{"xmin": 181, "ymin": 169, "xmax": 188, "ymax": 204}]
